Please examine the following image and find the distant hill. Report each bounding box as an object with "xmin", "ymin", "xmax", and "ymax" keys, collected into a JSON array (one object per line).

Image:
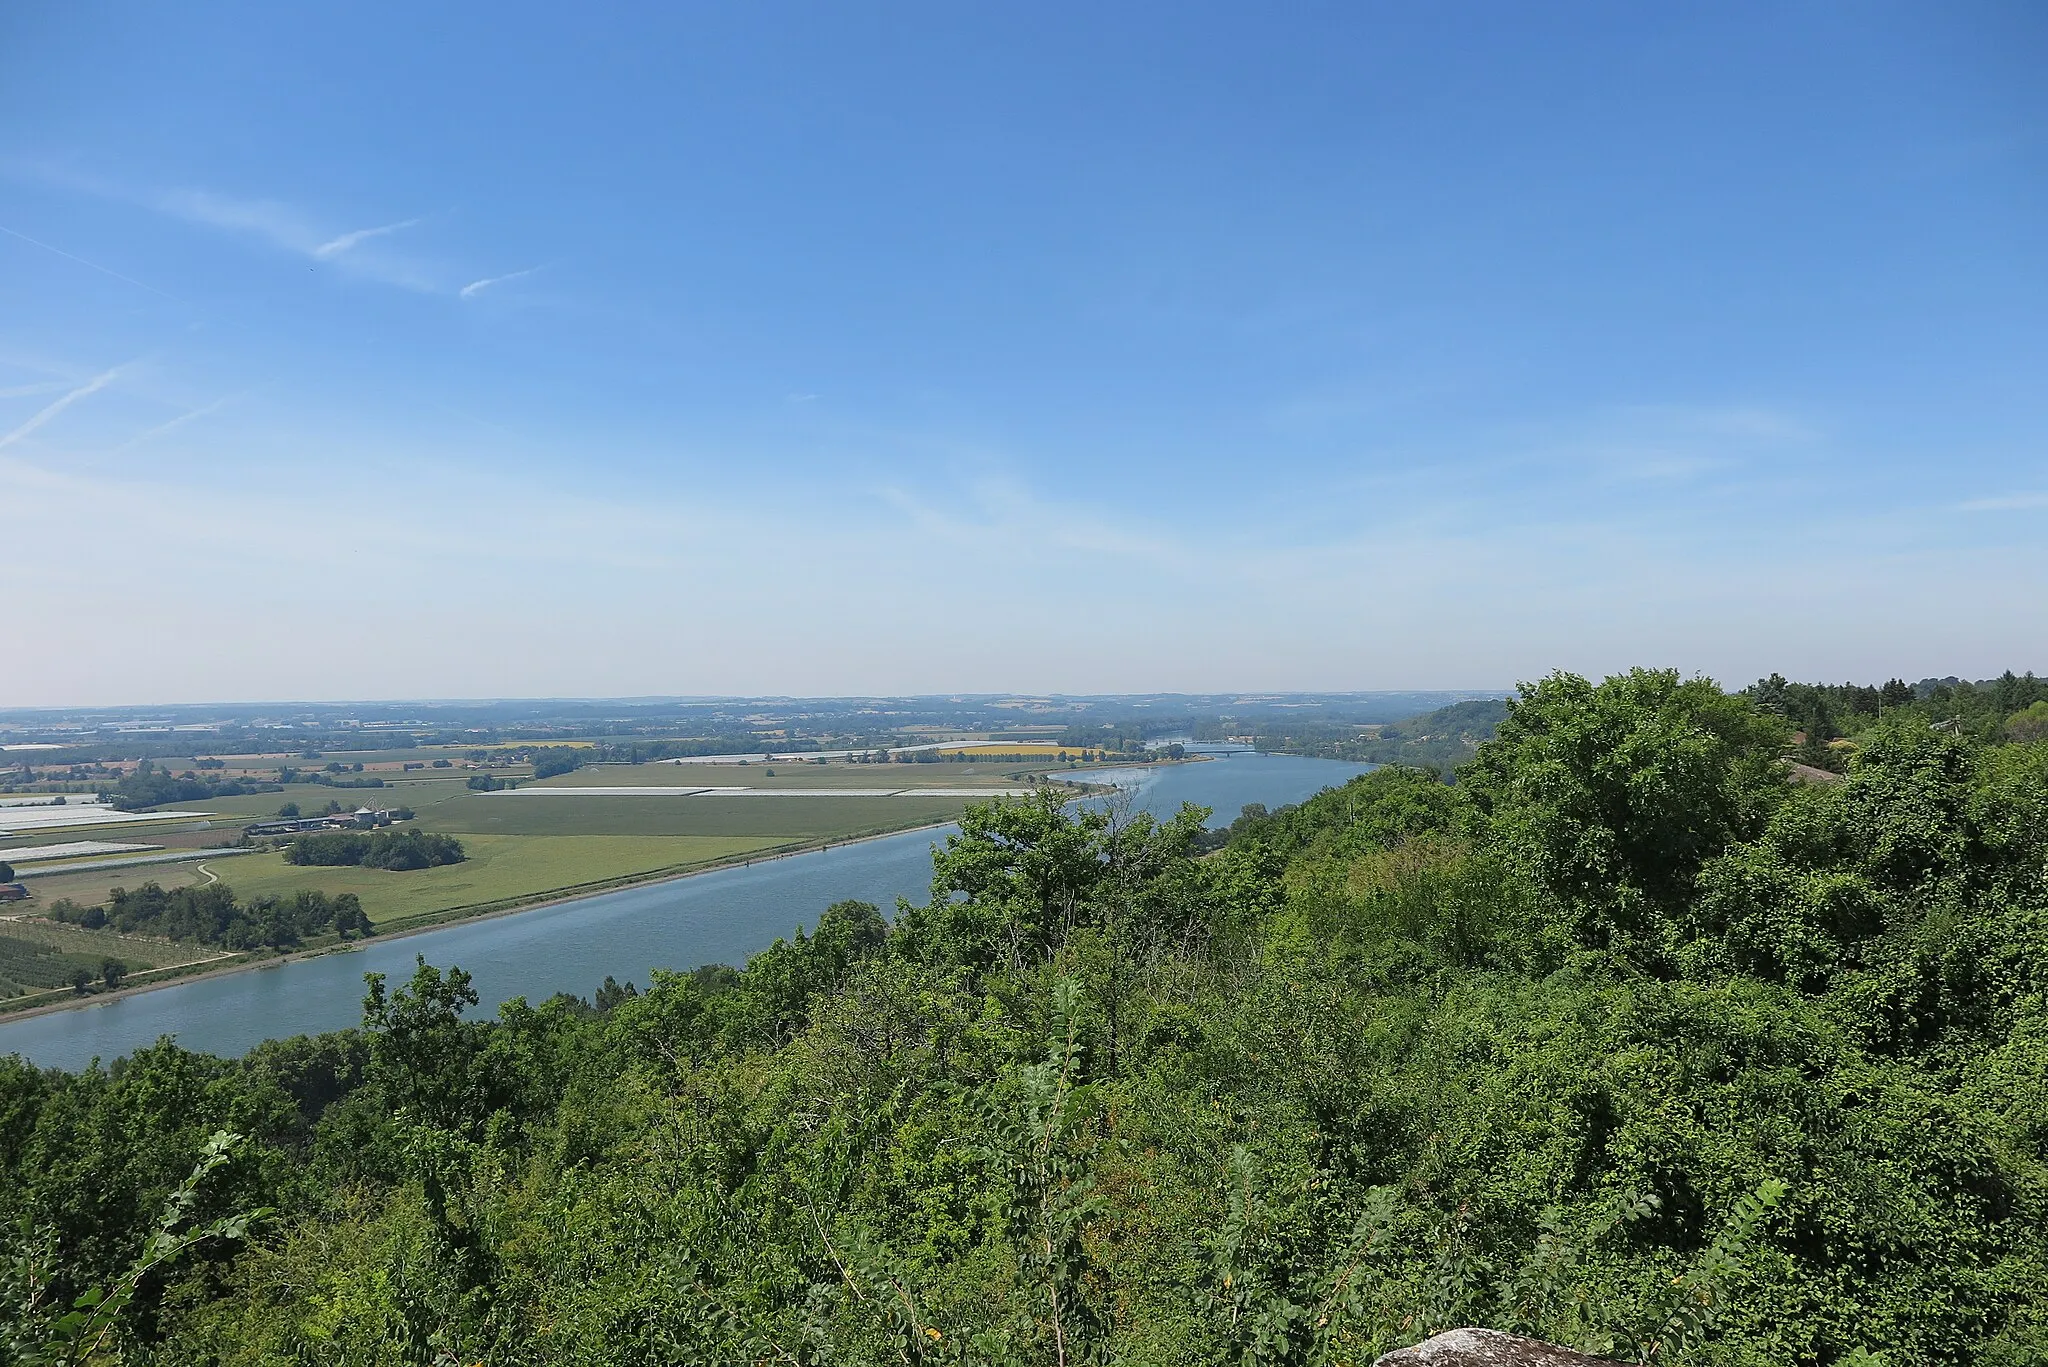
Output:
[{"xmin": 1257, "ymin": 696, "xmax": 1510, "ymax": 774}]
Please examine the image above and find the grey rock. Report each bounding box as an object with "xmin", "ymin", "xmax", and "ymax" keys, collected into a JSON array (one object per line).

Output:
[{"xmin": 1375, "ymin": 1327, "xmax": 1624, "ymax": 1367}]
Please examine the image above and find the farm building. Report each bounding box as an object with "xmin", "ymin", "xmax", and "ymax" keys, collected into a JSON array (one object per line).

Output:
[{"xmin": 243, "ymin": 807, "xmax": 403, "ymax": 838}]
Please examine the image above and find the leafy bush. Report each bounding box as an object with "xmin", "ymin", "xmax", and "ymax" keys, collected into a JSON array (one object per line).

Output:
[{"xmin": 108, "ymin": 771, "xmax": 281, "ymax": 811}]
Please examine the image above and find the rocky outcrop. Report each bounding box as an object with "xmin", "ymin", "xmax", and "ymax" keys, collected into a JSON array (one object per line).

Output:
[{"xmin": 1375, "ymin": 1328, "xmax": 1623, "ymax": 1366}]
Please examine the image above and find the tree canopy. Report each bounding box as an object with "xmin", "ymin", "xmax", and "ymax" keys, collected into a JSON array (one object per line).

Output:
[
  {"xmin": 285, "ymin": 829, "xmax": 465, "ymax": 870},
  {"xmin": 49, "ymin": 881, "xmax": 373, "ymax": 948}
]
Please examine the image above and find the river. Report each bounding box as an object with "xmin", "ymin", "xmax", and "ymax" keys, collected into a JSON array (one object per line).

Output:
[{"xmin": 0, "ymin": 751, "xmax": 1370, "ymax": 1069}]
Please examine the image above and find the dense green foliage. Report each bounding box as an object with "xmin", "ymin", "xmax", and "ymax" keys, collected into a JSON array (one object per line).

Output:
[
  {"xmin": 283, "ymin": 830, "xmax": 465, "ymax": 871},
  {"xmin": 1746, "ymin": 671, "xmax": 2048, "ymax": 768},
  {"xmin": 5, "ymin": 668, "xmax": 2048, "ymax": 1365},
  {"xmin": 1265, "ymin": 671, "xmax": 2048, "ymax": 780},
  {"xmin": 270, "ymin": 769, "xmax": 387, "ymax": 792},
  {"xmin": 105, "ymin": 770, "xmax": 281, "ymax": 812},
  {"xmin": 527, "ymin": 747, "xmax": 588, "ymax": 780},
  {"xmin": 1262, "ymin": 699, "xmax": 1512, "ymax": 771},
  {"xmin": 48, "ymin": 882, "xmax": 373, "ymax": 949}
]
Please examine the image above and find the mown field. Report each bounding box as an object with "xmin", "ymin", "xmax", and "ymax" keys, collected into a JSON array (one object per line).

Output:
[
  {"xmin": 12, "ymin": 854, "xmax": 249, "ymax": 908},
  {"xmin": 539, "ymin": 762, "xmax": 1035, "ymax": 789},
  {"xmin": 194, "ymin": 832, "xmax": 788, "ymax": 929},
  {"xmin": 423, "ymin": 792, "xmax": 980, "ymax": 840},
  {"xmin": 185, "ymin": 777, "xmax": 477, "ymax": 821}
]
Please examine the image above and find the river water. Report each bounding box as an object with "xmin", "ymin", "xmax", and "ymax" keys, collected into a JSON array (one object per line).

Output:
[{"xmin": 0, "ymin": 751, "xmax": 1369, "ymax": 1069}]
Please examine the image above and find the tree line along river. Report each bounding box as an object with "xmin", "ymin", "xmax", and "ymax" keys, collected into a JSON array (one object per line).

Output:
[{"xmin": 0, "ymin": 751, "xmax": 1372, "ymax": 1070}]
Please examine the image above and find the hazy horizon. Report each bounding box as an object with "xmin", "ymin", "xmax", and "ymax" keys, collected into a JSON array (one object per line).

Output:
[{"xmin": 1, "ymin": 688, "xmax": 1517, "ymax": 719}]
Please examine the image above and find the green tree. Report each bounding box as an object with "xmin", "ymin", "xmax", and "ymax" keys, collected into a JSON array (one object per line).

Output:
[
  {"xmin": 2007, "ymin": 701, "xmax": 2048, "ymax": 744},
  {"xmin": 1461, "ymin": 668, "xmax": 1784, "ymax": 968},
  {"xmin": 0, "ymin": 1132, "xmax": 265, "ymax": 1367},
  {"xmin": 360, "ymin": 957, "xmax": 499, "ymax": 1134}
]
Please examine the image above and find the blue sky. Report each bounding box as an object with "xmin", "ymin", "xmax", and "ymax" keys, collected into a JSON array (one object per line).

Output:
[{"xmin": 3, "ymin": 2, "xmax": 2044, "ymax": 704}]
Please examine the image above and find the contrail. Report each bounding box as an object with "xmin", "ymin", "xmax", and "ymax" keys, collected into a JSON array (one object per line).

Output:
[
  {"xmin": 0, "ymin": 367, "xmax": 123, "ymax": 453},
  {"xmin": 0, "ymin": 223, "xmax": 184, "ymax": 302},
  {"xmin": 313, "ymin": 217, "xmax": 420, "ymax": 259},
  {"xmin": 461, "ymin": 266, "xmax": 539, "ymax": 298}
]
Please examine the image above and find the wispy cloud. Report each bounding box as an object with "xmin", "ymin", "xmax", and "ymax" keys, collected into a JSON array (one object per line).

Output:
[
  {"xmin": 1957, "ymin": 491, "xmax": 2048, "ymax": 512},
  {"xmin": 156, "ymin": 188, "xmax": 317, "ymax": 252},
  {"xmin": 460, "ymin": 267, "xmax": 539, "ymax": 299},
  {"xmin": 0, "ymin": 381, "xmax": 72, "ymax": 400},
  {"xmin": 151, "ymin": 188, "xmax": 437, "ymax": 289},
  {"xmin": 8, "ymin": 164, "xmax": 446, "ymax": 292},
  {"xmin": 0, "ymin": 366, "xmax": 122, "ymax": 453},
  {"xmin": 314, "ymin": 218, "xmax": 421, "ymax": 259},
  {"xmin": 881, "ymin": 478, "xmax": 1196, "ymax": 572}
]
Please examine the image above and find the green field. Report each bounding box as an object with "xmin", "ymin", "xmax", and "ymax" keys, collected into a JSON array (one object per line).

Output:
[
  {"xmin": 12, "ymin": 856, "xmax": 246, "ymax": 908},
  {"xmin": 422, "ymin": 791, "xmax": 980, "ymax": 840},
  {"xmin": 201, "ymin": 832, "xmax": 789, "ymax": 929},
  {"xmin": 185, "ymin": 777, "xmax": 477, "ymax": 821},
  {"xmin": 538, "ymin": 761, "xmax": 1036, "ymax": 790}
]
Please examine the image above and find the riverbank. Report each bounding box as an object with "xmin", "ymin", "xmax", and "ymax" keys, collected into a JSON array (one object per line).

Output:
[
  {"xmin": 0, "ymin": 766, "xmax": 1159, "ymax": 1027},
  {"xmin": 0, "ymin": 751, "xmax": 1370, "ymax": 1068},
  {"xmin": 0, "ymin": 816, "xmax": 969, "ymax": 1026}
]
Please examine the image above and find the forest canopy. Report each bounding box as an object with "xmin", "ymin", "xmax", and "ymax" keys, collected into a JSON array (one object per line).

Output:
[{"xmin": 4, "ymin": 667, "xmax": 2047, "ymax": 1366}]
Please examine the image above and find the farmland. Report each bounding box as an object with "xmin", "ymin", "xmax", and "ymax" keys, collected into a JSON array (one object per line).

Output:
[
  {"xmin": 0, "ymin": 689, "xmax": 1218, "ymax": 1020},
  {"xmin": 538, "ymin": 760, "xmax": 1049, "ymax": 789},
  {"xmin": 0, "ymin": 749, "xmax": 1096, "ymax": 1013},
  {"xmin": 194, "ymin": 832, "xmax": 790, "ymax": 932},
  {"xmin": 430, "ymin": 792, "xmax": 986, "ymax": 840},
  {"xmin": 0, "ymin": 917, "xmax": 221, "ymax": 1003}
]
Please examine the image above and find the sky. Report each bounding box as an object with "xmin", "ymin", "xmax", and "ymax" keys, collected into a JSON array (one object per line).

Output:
[{"xmin": 3, "ymin": 2, "xmax": 2045, "ymax": 705}]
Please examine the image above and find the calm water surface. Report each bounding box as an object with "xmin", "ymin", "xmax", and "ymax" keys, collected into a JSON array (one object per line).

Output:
[{"xmin": 0, "ymin": 752, "xmax": 1369, "ymax": 1068}]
